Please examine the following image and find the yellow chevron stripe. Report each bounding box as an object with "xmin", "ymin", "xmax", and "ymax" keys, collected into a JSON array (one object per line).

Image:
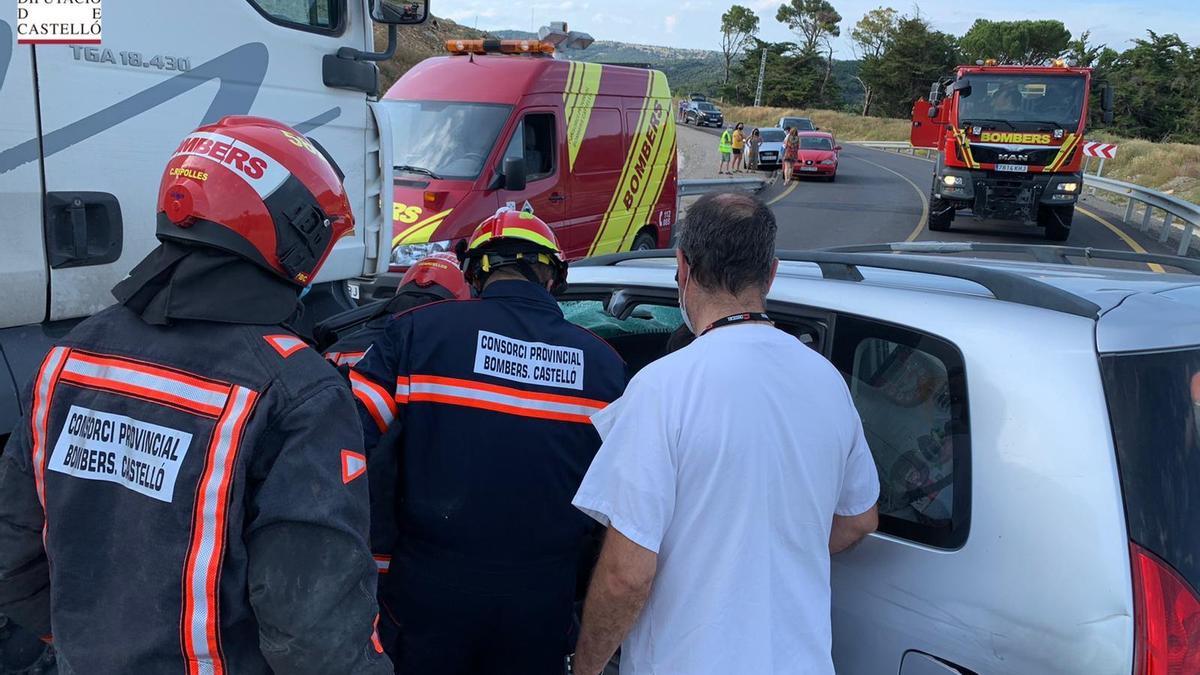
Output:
[
  {"xmin": 565, "ymin": 63, "xmax": 603, "ymax": 171},
  {"xmin": 1046, "ymin": 133, "xmax": 1078, "ymax": 172},
  {"xmin": 395, "ymin": 218, "xmax": 447, "ymax": 246},
  {"xmin": 952, "ymin": 127, "xmax": 979, "ymax": 169},
  {"xmin": 620, "ymin": 73, "xmax": 675, "ymax": 250},
  {"xmin": 392, "ymin": 208, "xmax": 452, "ymax": 246},
  {"xmin": 563, "ymin": 62, "xmax": 576, "ymax": 106},
  {"xmin": 588, "ymin": 72, "xmax": 673, "ymax": 256}
]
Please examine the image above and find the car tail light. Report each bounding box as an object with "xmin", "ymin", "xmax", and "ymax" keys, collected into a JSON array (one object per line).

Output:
[{"xmin": 1131, "ymin": 543, "xmax": 1200, "ymax": 674}]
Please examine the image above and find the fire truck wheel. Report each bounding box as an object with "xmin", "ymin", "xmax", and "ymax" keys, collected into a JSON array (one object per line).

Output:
[
  {"xmin": 632, "ymin": 231, "xmax": 658, "ymax": 251},
  {"xmin": 1039, "ymin": 204, "xmax": 1074, "ymax": 241},
  {"xmin": 928, "ymin": 199, "xmax": 953, "ymax": 232}
]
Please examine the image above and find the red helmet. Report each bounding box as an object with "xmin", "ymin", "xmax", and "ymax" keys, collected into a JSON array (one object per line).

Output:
[
  {"xmin": 398, "ymin": 252, "xmax": 470, "ymax": 300},
  {"xmin": 461, "ymin": 208, "xmax": 567, "ymax": 289},
  {"xmin": 156, "ymin": 115, "xmax": 353, "ymax": 286}
]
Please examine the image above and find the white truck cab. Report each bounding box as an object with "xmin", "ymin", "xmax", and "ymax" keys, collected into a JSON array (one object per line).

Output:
[{"xmin": 0, "ymin": 0, "xmax": 422, "ymax": 474}]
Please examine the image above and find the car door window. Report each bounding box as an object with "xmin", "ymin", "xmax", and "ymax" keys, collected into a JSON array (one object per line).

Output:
[
  {"xmin": 246, "ymin": 0, "xmax": 343, "ymax": 33},
  {"xmin": 503, "ymin": 113, "xmax": 557, "ymax": 182},
  {"xmin": 832, "ymin": 315, "xmax": 971, "ymax": 549}
]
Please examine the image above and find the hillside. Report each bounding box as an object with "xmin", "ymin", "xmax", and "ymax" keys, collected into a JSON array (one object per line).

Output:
[{"xmin": 376, "ymin": 17, "xmax": 485, "ymax": 92}]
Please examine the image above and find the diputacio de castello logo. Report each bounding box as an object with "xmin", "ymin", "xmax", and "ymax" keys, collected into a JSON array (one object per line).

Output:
[{"xmin": 17, "ymin": 0, "xmax": 102, "ymax": 45}]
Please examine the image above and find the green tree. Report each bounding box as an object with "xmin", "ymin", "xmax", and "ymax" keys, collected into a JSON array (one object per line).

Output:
[
  {"xmin": 850, "ymin": 7, "xmax": 899, "ymax": 115},
  {"xmin": 958, "ymin": 19, "xmax": 1071, "ymax": 65},
  {"xmin": 719, "ymin": 5, "xmax": 761, "ymax": 85},
  {"xmin": 775, "ymin": 0, "xmax": 842, "ymax": 55},
  {"xmin": 1066, "ymin": 31, "xmax": 1120, "ymax": 129},
  {"xmin": 860, "ymin": 15, "xmax": 958, "ymax": 118},
  {"xmin": 724, "ymin": 38, "xmax": 833, "ymax": 108},
  {"xmin": 1105, "ymin": 31, "xmax": 1200, "ymax": 142}
]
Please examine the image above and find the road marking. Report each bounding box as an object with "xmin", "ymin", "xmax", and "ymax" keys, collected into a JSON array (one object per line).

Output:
[
  {"xmin": 1076, "ymin": 206, "xmax": 1164, "ymax": 272},
  {"xmin": 847, "ymin": 153, "xmax": 929, "ymax": 241},
  {"xmin": 766, "ymin": 180, "xmax": 798, "ymax": 206}
]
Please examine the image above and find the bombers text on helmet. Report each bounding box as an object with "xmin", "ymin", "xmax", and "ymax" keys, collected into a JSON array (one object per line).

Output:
[
  {"xmin": 398, "ymin": 252, "xmax": 471, "ymax": 300},
  {"xmin": 461, "ymin": 209, "xmax": 567, "ymax": 290},
  {"xmin": 157, "ymin": 115, "xmax": 354, "ymax": 286}
]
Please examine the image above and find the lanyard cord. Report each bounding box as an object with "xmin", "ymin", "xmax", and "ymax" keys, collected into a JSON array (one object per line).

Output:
[{"xmin": 698, "ymin": 312, "xmax": 773, "ymax": 337}]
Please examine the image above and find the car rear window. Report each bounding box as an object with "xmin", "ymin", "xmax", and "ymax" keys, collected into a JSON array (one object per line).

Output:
[{"xmin": 1102, "ymin": 347, "xmax": 1200, "ymax": 593}]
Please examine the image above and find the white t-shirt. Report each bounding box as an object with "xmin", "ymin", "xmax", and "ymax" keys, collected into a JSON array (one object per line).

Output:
[{"xmin": 573, "ymin": 323, "xmax": 879, "ymax": 675}]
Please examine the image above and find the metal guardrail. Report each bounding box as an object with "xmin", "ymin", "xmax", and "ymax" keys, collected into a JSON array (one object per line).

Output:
[
  {"xmin": 677, "ymin": 176, "xmax": 765, "ymax": 197},
  {"xmin": 850, "ymin": 141, "xmax": 1200, "ymax": 256}
]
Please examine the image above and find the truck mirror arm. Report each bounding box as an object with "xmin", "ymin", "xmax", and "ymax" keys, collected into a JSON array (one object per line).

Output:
[{"xmin": 337, "ymin": 24, "xmax": 398, "ymax": 63}]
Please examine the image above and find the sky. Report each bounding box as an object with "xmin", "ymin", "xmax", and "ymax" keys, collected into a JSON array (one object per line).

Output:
[{"xmin": 436, "ymin": 0, "xmax": 1200, "ymax": 60}]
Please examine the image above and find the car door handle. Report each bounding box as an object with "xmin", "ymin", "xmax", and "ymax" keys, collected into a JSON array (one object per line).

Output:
[{"xmin": 549, "ymin": 193, "xmax": 566, "ymax": 203}]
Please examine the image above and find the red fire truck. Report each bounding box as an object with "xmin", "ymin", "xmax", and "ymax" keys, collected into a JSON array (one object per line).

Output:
[{"xmin": 910, "ymin": 59, "xmax": 1113, "ymax": 240}]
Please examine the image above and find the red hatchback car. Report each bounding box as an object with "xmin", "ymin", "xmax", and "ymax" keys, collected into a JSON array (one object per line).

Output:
[{"xmin": 790, "ymin": 131, "xmax": 841, "ymax": 181}]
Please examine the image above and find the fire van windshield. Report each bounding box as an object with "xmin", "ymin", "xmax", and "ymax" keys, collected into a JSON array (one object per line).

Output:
[
  {"xmin": 957, "ymin": 74, "xmax": 1086, "ymax": 132},
  {"xmin": 386, "ymin": 100, "xmax": 513, "ymax": 180}
]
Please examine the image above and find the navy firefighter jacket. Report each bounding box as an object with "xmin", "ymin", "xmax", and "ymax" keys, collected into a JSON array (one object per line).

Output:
[
  {"xmin": 349, "ymin": 280, "xmax": 627, "ymax": 579},
  {"xmin": 0, "ymin": 304, "xmax": 390, "ymax": 675}
]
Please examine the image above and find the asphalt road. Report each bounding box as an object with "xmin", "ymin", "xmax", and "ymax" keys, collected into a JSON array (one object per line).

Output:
[{"xmin": 684, "ymin": 124, "xmax": 1178, "ymax": 263}]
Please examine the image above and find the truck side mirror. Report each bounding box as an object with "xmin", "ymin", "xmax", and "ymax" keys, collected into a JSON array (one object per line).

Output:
[
  {"xmin": 1101, "ymin": 83, "xmax": 1114, "ymax": 113},
  {"xmin": 927, "ymin": 105, "xmax": 940, "ymax": 119},
  {"xmin": 371, "ymin": 0, "xmax": 429, "ymax": 25},
  {"xmin": 1102, "ymin": 110, "xmax": 1114, "ymax": 124},
  {"xmin": 502, "ymin": 157, "xmax": 527, "ymax": 192},
  {"xmin": 950, "ymin": 78, "xmax": 972, "ymax": 98}
]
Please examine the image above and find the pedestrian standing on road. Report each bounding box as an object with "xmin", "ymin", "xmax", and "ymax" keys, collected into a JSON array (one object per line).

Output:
[
  {"xmin": 746, "ymin": 128, "xmax": 762, "ymax": 172},
  {"xmin": 678, "ymin": 99, "xmax": 688, "ymax": 123},
  {"xmin": 782, "ymin": 126, "xmax": 799, "ymax": 182},
  {"xmin": 731, "ymin": 123, "xmax": 746, "ymax": 173},
  {"xmin": 0, "ymin": 116, "xmax": 392, "ymax": 675},
  {"xmin": 566, "ymin": 192, "xmax": 881, "ymax": 675},
  {"xmin": 349, "ymin": 208, "xmax": 627, "ymax": 675},
  {"xmin": 718, "ymin": 125, "xmax": 733, "ymax": 175}
]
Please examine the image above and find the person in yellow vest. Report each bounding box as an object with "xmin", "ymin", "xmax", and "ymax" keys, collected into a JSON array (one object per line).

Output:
[
  {"xmin": 731, "ymin": 123, "xmax": 746, "ymax": 173},
  {"xmin": 718, "ymin": 126, "xmax": 733, "ymax": 175}
]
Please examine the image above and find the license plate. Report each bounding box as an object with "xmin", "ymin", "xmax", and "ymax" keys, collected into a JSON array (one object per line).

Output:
[
  {"xmin": 799, "ymin": 167, "xmax": 818, "ymax": 172},
  {"xmin": 761, "ymin": 153, "xmax": 777, "ymax": 159},
  {"xmin": 996, "ymin": 163, "xmax": 1029, "ymax": 173}
]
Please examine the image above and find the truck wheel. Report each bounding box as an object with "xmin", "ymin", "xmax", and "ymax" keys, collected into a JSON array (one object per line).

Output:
[
  {"xmin": 928, "ymin": 198, "xmax": 953, "ymax": 232},
  {"xmin": 632, "ymin": 231, "xmax": 658, "ymax": 251},
  {"xmin": 1039, "ymin": 204, "xmax": 1073, "ymax": 241}
]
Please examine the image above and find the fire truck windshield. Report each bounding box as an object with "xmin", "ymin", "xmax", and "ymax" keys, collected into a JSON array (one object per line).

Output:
[
  {"xmin": 385, "ymin": 100, "xmax": 513, "ymax": 180},
  {"xmin": 957, "ymin": 74, "xmax": 1086, "ymax": 132}
]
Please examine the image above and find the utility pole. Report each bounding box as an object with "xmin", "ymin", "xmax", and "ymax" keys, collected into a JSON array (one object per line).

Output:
[{"xmin": 753, "ymin": 47, "xmax": 767, "ymax": 107}]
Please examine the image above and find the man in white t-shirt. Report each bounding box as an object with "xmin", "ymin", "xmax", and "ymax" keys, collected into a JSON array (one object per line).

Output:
[{"xmin": 569, "ymin": 192, "xmax": 880, "ymax": 675}]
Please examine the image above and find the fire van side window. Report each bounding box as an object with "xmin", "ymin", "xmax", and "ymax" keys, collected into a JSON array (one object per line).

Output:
[
  {"xmin": 245, "ymin": 0, "xmax": 344, "ymax": 34},
  {"xmin": 503, "ymin": 114, "xmax": 558, "ymax": 181},
  {"xmin": 831, "ymin": 315, "xmax": 972, "ymax": 549}
]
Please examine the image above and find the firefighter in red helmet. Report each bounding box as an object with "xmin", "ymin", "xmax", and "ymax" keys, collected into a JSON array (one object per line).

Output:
[
  {"xmin": 350, "ymin": 207, "xmax": 626, "ymax": 674},
  {"xmin": 0, "ymin": 116, "xmax": 391, "ymax": 675}
]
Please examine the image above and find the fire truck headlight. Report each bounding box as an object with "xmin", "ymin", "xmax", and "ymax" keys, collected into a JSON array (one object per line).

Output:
[
  {"xmin": 391, "ymin": 240, "xmax": 452, "ymax": 267},
  {"xmin": 942, "ymin": 175, "xmax": 963, "ymax": 187},
  {"xmin": 1057, "ymin": 182, "xmax": 1079, "ymax": 193}
]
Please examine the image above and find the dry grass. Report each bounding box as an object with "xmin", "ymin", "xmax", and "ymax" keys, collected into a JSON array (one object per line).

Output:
[{"xmin": 716, "ymin": 104, "xmax": 1200, "ymax": 205}]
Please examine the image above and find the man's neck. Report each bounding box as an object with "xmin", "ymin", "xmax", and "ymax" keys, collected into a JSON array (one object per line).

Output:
[{"xmin": 689, "ymin": 287, "xmax": 768, "ymax": 334}]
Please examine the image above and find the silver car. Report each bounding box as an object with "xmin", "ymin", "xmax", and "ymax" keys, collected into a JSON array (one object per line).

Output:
[
  {"xmin": 753, "ymin": 127, "xmax": 786, "ymax": 169},
  {"xmin": 565, "ymin": 242, "xmax": 1200, "ymax": 674}
]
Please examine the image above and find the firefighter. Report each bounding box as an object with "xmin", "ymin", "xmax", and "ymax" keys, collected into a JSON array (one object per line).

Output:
[
  {"xmin": 0, "ymin": 116, "xmax": 392, "ymax": 675},
  {"xmin": 320, "ymin": 251, "xmax": 471, "ymax": 367},
  {"xmin": 350, "ymin": 208, "xmax": 626, "ymax": 675}
]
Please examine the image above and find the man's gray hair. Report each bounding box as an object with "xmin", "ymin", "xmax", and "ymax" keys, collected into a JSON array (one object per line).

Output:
[{"xmin": 677, "ymin": 192, "xmax": 777, "ymax": 295}]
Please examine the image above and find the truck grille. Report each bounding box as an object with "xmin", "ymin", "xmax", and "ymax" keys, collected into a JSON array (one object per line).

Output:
[{"xmin": 969, "ymin": 145, "xmax": 1062, "ymax": 167}]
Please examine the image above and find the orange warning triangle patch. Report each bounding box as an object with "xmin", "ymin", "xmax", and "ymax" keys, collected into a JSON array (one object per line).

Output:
[{"xmin": 341, "ymin": 450, "xmax": 367, "ymax": 484}]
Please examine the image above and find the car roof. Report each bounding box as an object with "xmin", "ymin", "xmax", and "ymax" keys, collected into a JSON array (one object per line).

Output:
[
  {"xmin": 572, "ymin": 247, "xmax": 1200, "ymax": 353},
  {"xmin": 797, "ymin": 131, "xmax": 832, "ymax": 138}
]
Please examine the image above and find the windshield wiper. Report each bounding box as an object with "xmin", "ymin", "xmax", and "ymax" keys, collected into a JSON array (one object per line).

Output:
[
  {"xmin": 395, "ymin": 164, "xmax": 443, "ymax": 180},
  {"xmin": 960, "ymin": 118, "xmax": 1015, "ymax": 130}
]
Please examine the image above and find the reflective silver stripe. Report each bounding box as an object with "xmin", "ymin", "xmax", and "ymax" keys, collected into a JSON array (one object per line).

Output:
[
  {"xmin": 409, "ymin": 380, "xmax": 603, "ymax": 419},
  {"xmin": 186, "ymin": 386, "xmax": 256, "ymax": 671},
  {"xmin": 350, "ymin": 371, "xmax": 395, "ymax": 429},
  {"xmin": 61, "ymin": 356, "xmax": 229, "ymax": 412},
  {"xmin": 31, "ymin": 347, "xmax": 69, "ymax": 539},
  {"xmin": 395, "ymin": 378, "xmax": 410, "ymax": 403},
  {"xmin": 375, "ymin": 557, "xmax": 391, "ymax": 572}
]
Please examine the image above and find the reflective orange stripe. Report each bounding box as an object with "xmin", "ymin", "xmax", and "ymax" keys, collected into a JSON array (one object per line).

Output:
[
  {"xmin": 59, "ymin": 351, "xmax": 231, "ymax": 417},
  {"xmin": 263, "ymin": 334, "xmax": 307, "ymax": 358},
  {"xmin": 374, "ymin": 554, "xmax": 391, "ymax": 574},
  {"xmin": 326, "ymin": 351, "xmax": 366, "ymax": 367},
  {"xmin": 30, "ymin": 347, "xmax": 70, "ymax": 545},
  {"xmin": 407, "ymin": 375, "xmax": 607, "ymax": 424},
  {"xmin": 395, "ymin": 376, "xmax": 410, "ymax": 404},
  {"xmin": 182, "ymin": 386, "xmax": 258, "ymax": 675},
  {"xmin": 350, "ymin": 370, "xmax": 397, "ymax": 432}
]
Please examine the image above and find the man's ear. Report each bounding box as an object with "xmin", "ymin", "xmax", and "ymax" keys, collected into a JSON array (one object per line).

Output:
[
  {"xmin": 675, "ymin": 249, "xmax": 688, "ymax": 286},
  {"xmin": 766, "ymin": 257, "xmax": 779, "ymax": 293}
]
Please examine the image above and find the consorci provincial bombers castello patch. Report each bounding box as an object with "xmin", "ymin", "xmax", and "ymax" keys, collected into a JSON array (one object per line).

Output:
[{"xmin": 473, "ymin": 331, "xmax": 585, "ymax": 390}]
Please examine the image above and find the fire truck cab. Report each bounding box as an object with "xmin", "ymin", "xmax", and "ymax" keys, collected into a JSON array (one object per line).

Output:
[
  {"xmin": 911, "ymin": 60, "xmax": 1113, "ymax": 241},
  {"xmin": 372, "ymin": 37, "xmax": 677, "ymax": 294}
]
